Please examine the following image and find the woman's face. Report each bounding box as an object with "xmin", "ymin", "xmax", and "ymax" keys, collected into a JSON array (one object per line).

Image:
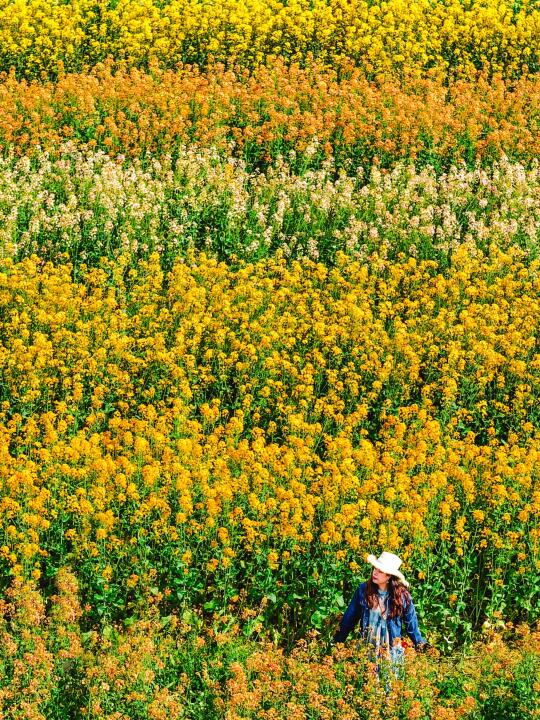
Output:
[{"xmin": 371, "ymin": 567, "xmax": 392, "ymax": 585}]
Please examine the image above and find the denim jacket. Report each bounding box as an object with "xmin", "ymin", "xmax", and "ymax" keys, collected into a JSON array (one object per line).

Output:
[{"xmin": 332, "ymin": 581, "xmax": 426, "ymax": 647}]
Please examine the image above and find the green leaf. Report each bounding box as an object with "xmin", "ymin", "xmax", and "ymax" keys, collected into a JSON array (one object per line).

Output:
[{"xmin": 81, "ymin": 631, "xmax": 94, "ymax": 644}]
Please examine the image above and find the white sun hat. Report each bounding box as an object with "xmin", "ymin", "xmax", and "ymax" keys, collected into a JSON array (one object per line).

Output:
[{"xmin": 367, "ymin": 551, "xmax": 409, "ymax": 587}]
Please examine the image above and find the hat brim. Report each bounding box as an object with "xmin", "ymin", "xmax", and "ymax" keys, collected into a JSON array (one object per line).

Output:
[{"xmin": 367, "ymin": 554, "xmax": 409, "ymax": 587}]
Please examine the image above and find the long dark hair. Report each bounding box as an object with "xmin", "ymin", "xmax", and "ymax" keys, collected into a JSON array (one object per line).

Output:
[{"xmin": 365, "ymin": 575, "xmax": 411, "ymax": 619}]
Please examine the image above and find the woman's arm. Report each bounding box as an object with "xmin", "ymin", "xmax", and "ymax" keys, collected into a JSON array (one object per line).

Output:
[
  {"xmin": 402, "ymin": 595, "xmax": 427, "ymax": 648},
  {"xmin": 332, "ymin": 585, "xmax": 364, "ymax": 643}
]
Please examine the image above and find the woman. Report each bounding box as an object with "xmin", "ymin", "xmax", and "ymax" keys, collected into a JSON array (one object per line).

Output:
[{"xmin": 333, "ymin": 552, "xmax": 430, "ymax": 683}]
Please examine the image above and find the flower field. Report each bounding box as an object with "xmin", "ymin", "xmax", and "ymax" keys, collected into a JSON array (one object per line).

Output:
[
  {"xmin": 2, "ymin": 62, "xmax": 540, "ymax": 169},
  {"xmin": 2, "ymin": 0, "xmax": 540, "ymax": 80},
  {"xmin": 1, "ymin": 2, "xmax": 540, "ymax": 719}
]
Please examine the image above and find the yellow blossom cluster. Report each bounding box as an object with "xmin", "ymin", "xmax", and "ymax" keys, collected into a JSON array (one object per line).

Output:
[
  {"xmin": 0, "ymin": 0, "xmax": 539, "ymax": 80},
  {"xmin": 0, "ymin": 246, "xmax": 538, "ymax": 639}
]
